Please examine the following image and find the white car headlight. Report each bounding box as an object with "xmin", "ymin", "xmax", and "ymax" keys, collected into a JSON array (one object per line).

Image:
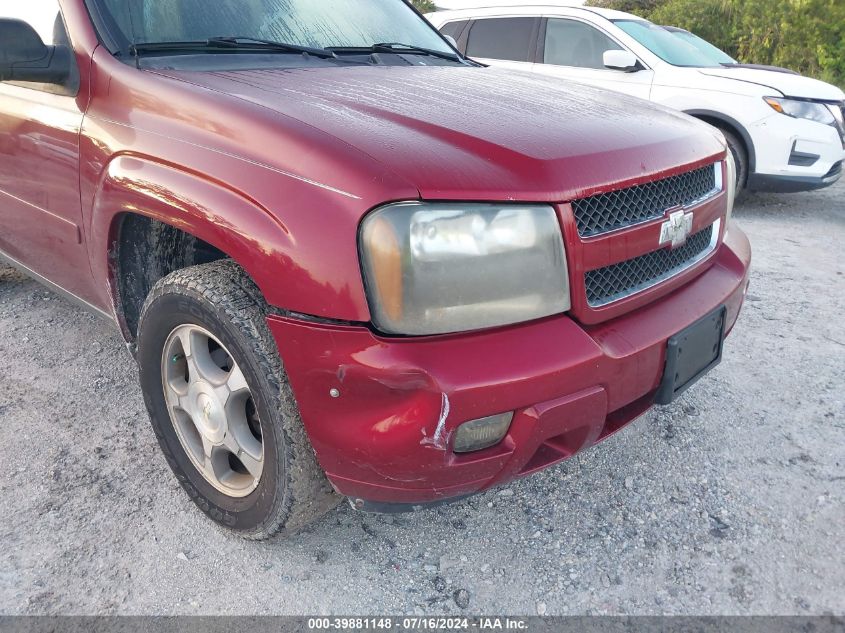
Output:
[
  {"xmin": 360, "ymin": 202, "xmax": 570, "ymax": 335},
  {"xmin": 764, "ymin": 96, "xmax": 836, "ymax": 125}
]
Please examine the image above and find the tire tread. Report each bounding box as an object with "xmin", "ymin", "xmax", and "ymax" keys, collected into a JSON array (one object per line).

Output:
[{"xmin": 138, "ymin": 260, "xmax": 339, "ymax": 539}]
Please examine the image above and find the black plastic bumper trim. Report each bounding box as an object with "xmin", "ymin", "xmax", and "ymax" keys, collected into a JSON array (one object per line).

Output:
[
  {"xmin": 748, "ymin": 165, "xmax": 842, "ymax": 193},
  {"xmin": 788, "ymin": 142, "xmax": 821, "ymax": 167}
]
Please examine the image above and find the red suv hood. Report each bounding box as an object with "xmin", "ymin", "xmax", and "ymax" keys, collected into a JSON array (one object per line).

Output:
[{"xmin": 155, "ymin": 65, "xmax": 725, "ymax": 201}]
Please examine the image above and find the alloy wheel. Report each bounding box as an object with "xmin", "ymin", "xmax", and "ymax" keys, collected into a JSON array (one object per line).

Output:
[{"xmin": 161, "ymin": 325, "xmax": 264, "ymax": 498}]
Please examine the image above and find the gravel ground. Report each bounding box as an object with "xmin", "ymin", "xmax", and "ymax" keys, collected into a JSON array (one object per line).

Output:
[{"xmin": 0, "ymin": 181, "xmax": 843, "ymax": 616}]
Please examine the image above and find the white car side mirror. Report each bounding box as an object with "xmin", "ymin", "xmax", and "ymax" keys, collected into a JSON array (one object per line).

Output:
[
  {"xmin": 603, "ymin": 50, "xmax": 640, "ymax": 72},
  {"xmin": 443, "ymin": 34, "xmax": 458, "ymax": 48}
]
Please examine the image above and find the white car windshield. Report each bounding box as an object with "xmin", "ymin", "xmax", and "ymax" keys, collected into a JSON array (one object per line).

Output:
[
  {"xmin": 91, "ymin": 0, "xmax": 452, "ymax": 53},
  {"xmin": 665, "ymin": 28, "xmax": 737, "ymax": 65},
  {"xmin": 613, "ymin": 19, "xmax": 722, "ymax": 68}
]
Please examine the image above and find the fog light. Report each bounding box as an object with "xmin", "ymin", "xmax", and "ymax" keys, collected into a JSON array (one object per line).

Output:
[{"xmin": 453, "ymin": 412, "xmax": 514, "ymax": 453}]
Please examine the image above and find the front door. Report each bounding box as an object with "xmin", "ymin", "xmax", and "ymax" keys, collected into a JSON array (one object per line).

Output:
[
  {"xmin": 0, "ymin": 0, "xmax": 95, "ymax": 303},
  {"xmin": 537, "ymin": 17, "xmax": 654, "ymax": 101}
]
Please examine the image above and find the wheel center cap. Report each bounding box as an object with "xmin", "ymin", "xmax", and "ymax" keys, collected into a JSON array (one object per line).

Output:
[{"xmin": 192, "ymin": 386, "xmax": 225, "ymax": 443}]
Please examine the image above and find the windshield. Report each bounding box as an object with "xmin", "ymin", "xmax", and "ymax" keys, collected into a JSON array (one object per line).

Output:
[
  {"xmin": 91, "ymin": 0, "xmax": 453, "ymax": 54},
  {"xmin": 665, "ymin": 28, "xmax": 736, "ymax": 65},
  {"xmin": 613, "ymin": 19, "xmax": 722, "ymax": 67}
]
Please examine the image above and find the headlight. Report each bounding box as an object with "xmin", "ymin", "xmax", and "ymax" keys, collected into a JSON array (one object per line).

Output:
[
  {"xmin": 360, "ymin": 202, "xmax": 570, "ymax": 335},
  {"xmin": 764, "ymin": 97, "xmax": 836, "ymax": 125}
]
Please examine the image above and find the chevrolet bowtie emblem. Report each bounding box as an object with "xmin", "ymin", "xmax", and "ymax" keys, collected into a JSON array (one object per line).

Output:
[{"xmin": 659, "ymin": 209, "xmax": 694, "ymax": 249}]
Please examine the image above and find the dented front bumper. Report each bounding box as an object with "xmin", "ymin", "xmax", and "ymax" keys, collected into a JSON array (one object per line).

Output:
[{"xmin": 268, "ymin": 226, "xmax": 751, "ymax": 507}]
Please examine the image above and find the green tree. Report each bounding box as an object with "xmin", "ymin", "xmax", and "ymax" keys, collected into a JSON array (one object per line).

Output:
[
  {"xmin": 409, "ymin": 0, "xmax": 437, "ymax": 13},
  {"xmin": 589, "ymin": 0, "xmax": 666, "ymax": 12},
  {"xmin": 764, "ymin": 0, "xmax": 845, "ymax": 87},
  {"xmin": 648, "ymin": 0, "xmax": 737, "ymax": 58}
]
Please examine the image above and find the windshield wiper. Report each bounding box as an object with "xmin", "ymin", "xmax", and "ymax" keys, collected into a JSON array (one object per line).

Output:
[
  {"xmin": 208, "ymin": 37, "xmax": 336, "ymax": 58},
  {"xmin": 328, "ymin": 42, "xmax": 462, "ymax": 62},
  {"xmin": 130, "ymin": 37, "xmax": 336, "ymax": 59}
]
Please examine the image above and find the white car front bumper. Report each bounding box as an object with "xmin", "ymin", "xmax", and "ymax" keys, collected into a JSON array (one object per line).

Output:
[{"xmin": 748, "ymin": 108, "xmax": 845, "ymax": 192}]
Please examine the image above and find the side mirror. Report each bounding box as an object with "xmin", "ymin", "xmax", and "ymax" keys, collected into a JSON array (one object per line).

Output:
[
  {"xmin": 443, "ymin": 34, "xmax": 458, "ymax": 48},
  {"xmin": 603, "ymin": 49, "xmax": 641, "ymax": 73},
  {"xmin": 0, "ymin": 18, "xmax": 71, "ymax": 85}
]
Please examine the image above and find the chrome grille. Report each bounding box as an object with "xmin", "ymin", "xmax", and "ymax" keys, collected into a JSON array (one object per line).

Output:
[
  {"xmin": 585, "ymin": 223, "xmax": 717, "ymax": 307},
  {"xmin": 572, "ymin": 164, "xmax": 718, "ymax": 237}
]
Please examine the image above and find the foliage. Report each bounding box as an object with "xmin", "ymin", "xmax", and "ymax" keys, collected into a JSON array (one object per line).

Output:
[
  {"xmin": 409, "ymin": 0, "xmax": 438, "ymax": 13},
  {"xmin": 588, "ymin": 0, "xmax": 845, "ymax": 88}
]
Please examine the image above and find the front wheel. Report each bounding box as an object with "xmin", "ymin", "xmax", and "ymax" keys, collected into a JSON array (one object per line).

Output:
[{"xmin": 136, "ymin": 260, "xmax": 339, "ymax": 539}]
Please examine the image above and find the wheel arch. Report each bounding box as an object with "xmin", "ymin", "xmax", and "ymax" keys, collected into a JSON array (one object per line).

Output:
[
  {"xmin": 90, "ymin": 155, "xmax": 296, "ymax": 343},
  {"xmin": 683, "ymin": 109, "xmax": 756, "ymax": 175}
]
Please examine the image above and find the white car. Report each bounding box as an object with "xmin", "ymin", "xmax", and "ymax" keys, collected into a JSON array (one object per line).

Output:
[{"xmin": 428, "ymin": 5, "xmax": 845, "ymax": 192}]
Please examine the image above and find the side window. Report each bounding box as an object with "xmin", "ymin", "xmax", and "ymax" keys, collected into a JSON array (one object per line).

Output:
[
  {"xmin": 0, "ymin": 0, "xmax": 79, "ymax": 95},
  {"xmin": 465, "ymin": 18, "xmax": 536, "ymax": 63},
  {"xmin": 544, "ymin": 18, "xmax": 623, "ymax": 70},
  {"xmin": 440, "ymin": 20, "xmax": 469, "ymax": 41}
]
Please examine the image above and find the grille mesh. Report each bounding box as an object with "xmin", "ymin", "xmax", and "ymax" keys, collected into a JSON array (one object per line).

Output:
[
  {"xmin": 572, "ymin": 165, "xmax": 717, "ymax": 237},
  {"xmin": 585, "ymin": 224, "xmax": 715, "ymax": 307}
]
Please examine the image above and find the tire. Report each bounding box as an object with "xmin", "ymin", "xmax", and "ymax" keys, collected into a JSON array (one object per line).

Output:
[
  {"xmin": 136, "ymin": 259, "xmax": 339, "ymax": 539},
  {"xmin": 719, "ymin": 128, "xmax": 749, "ymax": 192}
]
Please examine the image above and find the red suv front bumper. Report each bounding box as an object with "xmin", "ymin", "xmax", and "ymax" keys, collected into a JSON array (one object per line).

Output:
[{"xmin": 268, "ymin": 226, "xmax": 751, "ymax": 508}]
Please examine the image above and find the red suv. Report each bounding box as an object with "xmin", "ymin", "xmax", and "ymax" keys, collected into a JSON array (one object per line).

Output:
[{"xmin": 0, "ymin": 0, "xmax": 750, "ymax": 538}]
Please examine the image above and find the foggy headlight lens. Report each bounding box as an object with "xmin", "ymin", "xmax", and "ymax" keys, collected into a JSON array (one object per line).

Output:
[
  {"xmin": 360, "ymin": 202, "xmax": 570, "ymax": 335},
  {"xmin": 764, "ymin": 97, "xmax": 835, "ymax": 125}
]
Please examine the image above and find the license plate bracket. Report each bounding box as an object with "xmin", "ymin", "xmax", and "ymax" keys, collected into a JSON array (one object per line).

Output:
[{"xmin": 655, "ymin": 306, "xmax": 726, "ymax": 405}]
